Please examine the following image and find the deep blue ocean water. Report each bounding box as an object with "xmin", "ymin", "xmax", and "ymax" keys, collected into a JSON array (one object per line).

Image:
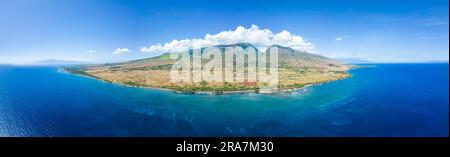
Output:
[{"xmin": 0, "ymin": 63, "xmax": 448, "ymax": 137}]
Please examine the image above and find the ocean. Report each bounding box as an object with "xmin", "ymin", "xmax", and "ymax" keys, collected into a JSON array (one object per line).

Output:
[{"xmin": 0, "ymin": 63, "xmax": 448, "ymax": 137}]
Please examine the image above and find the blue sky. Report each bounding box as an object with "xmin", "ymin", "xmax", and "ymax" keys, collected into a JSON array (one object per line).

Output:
[{"xmin": 0, "ymin": 0, "xmax": 448, "ymax": 64}]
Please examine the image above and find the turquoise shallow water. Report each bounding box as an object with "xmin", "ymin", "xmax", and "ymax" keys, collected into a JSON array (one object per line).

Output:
[{"xmin": 0, "ymin": 63, "xmax": 448, "ymax": 137}]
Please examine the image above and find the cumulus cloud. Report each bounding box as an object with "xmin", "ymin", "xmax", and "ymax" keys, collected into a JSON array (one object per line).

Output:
[
  {"xmin": 140, "ymin": 24, "xmax": 315, "ymax": 53},
  {"xmin": 112, "ymin": 48, "xmax": 131, "ymax": 55},
  {"xmin": 335, "ymin": 35, "xmax": 350, "ymax": 41}
]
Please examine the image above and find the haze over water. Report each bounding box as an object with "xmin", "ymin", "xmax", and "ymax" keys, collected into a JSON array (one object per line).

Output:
[{"xmin": 0, "ymin": 63, "xmax": 448, "ymax": 137}]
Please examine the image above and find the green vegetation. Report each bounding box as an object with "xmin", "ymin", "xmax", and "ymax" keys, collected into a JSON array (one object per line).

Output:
[
  {"xmin": 123, "ymin": 81, "xmax": 143, "ymax": 87},
  {"xmin": 109, "ymin": 66, "xmax": 122, "ymax": 69},
  {"xmin": 156, "ymin": 53, "xmax": 172, "ymax": 60},
  {"xmin": 290, "ymin": 83, "xmax": 305, "ymax": 88},
  {"xmin": 279, "ymin": 64, "xmax": 307, "ymax": 74},
  {"xmin": 333, "ymin": 71, "xmax": 348, "ymax": 74},
  {"xmin": 200, "ymin": 80, "xmax": 208, "ymax": 86},
  {"xmin": 64, "ymin": 67, "xmax": 91, "ymax": 76},
  {"xmin": 161, "ymin": 84, "xmax": 259, "ymax": 93},
  {"xmin": 127, "ymin": 64, "xmax": 173, "ymax": 71}
]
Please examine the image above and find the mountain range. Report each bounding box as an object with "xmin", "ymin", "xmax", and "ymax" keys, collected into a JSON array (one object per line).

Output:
[{"xmin": 66, "ymin": 43, "xmax": 351, "ymax": 93}]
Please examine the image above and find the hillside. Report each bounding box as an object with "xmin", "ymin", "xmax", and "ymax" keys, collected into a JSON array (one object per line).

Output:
[{"xmin": 66, "ymin": 43, "xmax": 351, "ymax": 93}]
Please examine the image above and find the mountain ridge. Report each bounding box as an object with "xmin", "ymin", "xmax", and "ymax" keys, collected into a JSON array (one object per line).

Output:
[{"xmin": 67, "ymin": 43, "xmax": 351, "ymax": 93}]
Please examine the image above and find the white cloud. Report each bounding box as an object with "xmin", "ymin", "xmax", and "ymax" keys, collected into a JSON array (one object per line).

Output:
[
  {"xmin": 335, "ymin": 35, "xmax": 350, "ymax": 41},
  {"xmin": 84, "ymin": 49, "xmax": 96, "ymax": 53},
  {"xmin": 140, "ymin": 24, "xmax": 315, "ymax": 53},
  {"xmin": 112, "ymin": 48, "xmax": 131, "ymax": 55}
]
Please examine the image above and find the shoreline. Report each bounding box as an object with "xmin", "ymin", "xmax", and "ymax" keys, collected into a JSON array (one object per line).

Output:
[{"xmin": 61, "ymin": 67, "xmax": 352, "ymax": 95}]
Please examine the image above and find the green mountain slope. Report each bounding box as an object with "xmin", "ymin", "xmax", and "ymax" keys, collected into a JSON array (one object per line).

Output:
[{"xmin": 68, "ymin": 43, "xmax": 351, "ymax": 93}]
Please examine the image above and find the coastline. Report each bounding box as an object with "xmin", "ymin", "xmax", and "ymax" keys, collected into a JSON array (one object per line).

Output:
[{"xmin": 62, "ymin": 67, "xmax": 352, "ymax": 95}]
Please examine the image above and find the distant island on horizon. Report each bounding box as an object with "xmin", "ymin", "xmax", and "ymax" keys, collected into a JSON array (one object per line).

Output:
[
  {"xmin": 65, "ymin": 43, "xmax": 352, "ymax": 94},
  {"xmin": 29, "ymin": 59, "xmax": 91, "ymax": 66}
]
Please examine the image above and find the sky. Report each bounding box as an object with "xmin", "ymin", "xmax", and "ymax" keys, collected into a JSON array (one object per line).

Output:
[{"xmin": 0, "ymin": 0, "xmax": 448, "ymax": 64}]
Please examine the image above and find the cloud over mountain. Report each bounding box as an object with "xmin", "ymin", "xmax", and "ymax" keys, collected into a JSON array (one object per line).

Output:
[{"xmin": 141, "ymin": 25, "xmax": 315, "ymax": 53}]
